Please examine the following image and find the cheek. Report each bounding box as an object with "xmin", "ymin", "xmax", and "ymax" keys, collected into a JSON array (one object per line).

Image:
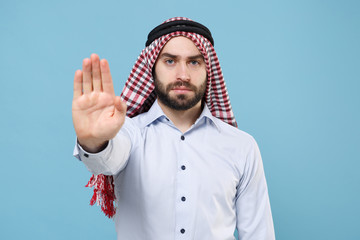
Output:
[
  {"xmin": 154, "ymin": 64, "xmax": 173, "ymax": 82},
  {"xmin": 195, "ymin": 68, "xmax": 207, "ymax": 82}
]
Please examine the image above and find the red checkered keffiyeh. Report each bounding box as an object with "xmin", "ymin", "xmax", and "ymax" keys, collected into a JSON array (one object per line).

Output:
[{"xmin": 86, "ymin": 17, "xmax": 238, "ymax": 218}]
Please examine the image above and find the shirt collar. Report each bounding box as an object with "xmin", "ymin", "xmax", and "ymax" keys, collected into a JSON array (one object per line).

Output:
[
  {"xmin": 138, "ymin": 99, "xmax": 221, "ymax": 132},
  {"xmin": 194, "ymin": 103, "xmax": 221, "ymax": 132},
  {"xmin": 137, "ymin": 99, "xmax": 167, "ymax": 128}
]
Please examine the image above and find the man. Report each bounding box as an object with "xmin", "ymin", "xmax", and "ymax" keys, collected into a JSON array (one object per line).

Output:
[{"xmin": 73, "ymin": 17, "xmax": 275, "ymax": 240}]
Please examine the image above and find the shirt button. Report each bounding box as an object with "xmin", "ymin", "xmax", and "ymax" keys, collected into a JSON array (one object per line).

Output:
[
  {"xmin": 180, "ymin": 228, "xmax": 185, "ymax": 234},
  {"xmin": 84, "ymin": 153, "xmax": 89, "ymax": 158},
  {"xmin": 181, "ymin": 165, "xmax": 186, "ymax": 170},
  {"xmin": 181, "ymin": 196, "xmax": 186, "ymax": 201},
  {"xmin": 181, "ymin": 135, "xmax": 185, "ymax": 140}
]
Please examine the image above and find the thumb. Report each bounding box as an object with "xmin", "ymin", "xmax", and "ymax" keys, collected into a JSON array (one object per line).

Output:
[{"xmin": 114, "ymin": 96, "xmax": 127, "ymax": 117}]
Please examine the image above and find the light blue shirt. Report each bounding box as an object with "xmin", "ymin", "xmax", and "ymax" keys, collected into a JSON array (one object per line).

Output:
[{"xmin": 74, "ymin": 100, "xmax": 275, "ymax": 240}]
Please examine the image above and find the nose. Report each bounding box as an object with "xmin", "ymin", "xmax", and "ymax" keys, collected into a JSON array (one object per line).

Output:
[{"xmin": 176, "ymin": 62, "xmax": 190, "ymax": 81}]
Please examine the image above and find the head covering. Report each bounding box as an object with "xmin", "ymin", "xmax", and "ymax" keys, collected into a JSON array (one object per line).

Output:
[
  {"xmin": 146, "ymin": 18, "xmax": 214, "ymax": 47},
  {"xmin": 86, "ymin": 17, "xmax": 237, "ymax": 218}
]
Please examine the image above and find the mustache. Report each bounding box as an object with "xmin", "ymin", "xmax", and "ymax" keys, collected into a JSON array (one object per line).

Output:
[{"xmin": 166, "ymin": 81, "xmax": 197, "ymax": 91}]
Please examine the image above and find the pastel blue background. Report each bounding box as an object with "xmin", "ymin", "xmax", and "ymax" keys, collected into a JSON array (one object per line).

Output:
[{"xmin": 1, "ymin": 0, "xmax": 359, "ymax": 239}]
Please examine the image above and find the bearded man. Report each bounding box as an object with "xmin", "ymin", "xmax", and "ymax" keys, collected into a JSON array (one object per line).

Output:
[{"xmin": 72, "ymin": 17, "xmax": 275, "ymax": 240}]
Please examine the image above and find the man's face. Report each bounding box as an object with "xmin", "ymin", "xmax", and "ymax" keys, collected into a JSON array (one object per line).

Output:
[{"xmin": 154, "ymin": 36, "xmax": 207, "ymax": 111}]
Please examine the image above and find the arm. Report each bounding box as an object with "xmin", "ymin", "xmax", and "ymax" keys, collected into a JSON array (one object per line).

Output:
[
  {"xmin": 235, "ymin": 139, "xmax": 275, "ymax": 240},
  {"xmin": 72, "ymin": 54, "xmax": 130, "ymax": 174},
  {"xmin": 73, "ymin": 129, "xmax": 132, "ymax": 175}
]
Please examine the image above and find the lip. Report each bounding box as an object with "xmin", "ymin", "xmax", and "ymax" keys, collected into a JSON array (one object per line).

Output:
[{"xmin": 171, "ymin": 87, "xmax": 192, "ymax": 94}]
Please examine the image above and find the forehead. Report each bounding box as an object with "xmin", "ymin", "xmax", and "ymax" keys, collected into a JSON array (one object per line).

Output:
[{"xmin": 160, "ymin": 36, "xmax": 202, "ymax": 57}]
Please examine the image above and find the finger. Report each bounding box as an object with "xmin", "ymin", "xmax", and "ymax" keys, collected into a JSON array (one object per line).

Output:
[
  {"xmin": 114, "ymin": 96, "xmax": 127, "ymax": 115},
  {"xmin": 73, "ymin": 70, "xmax": 83, "ymax": 99},
  {"xmin": 82, "ymin": 58, "xmax": 92, "ymax": 94},
  {"xmin": 91, "ymin": 53, "xmax": 102, "ymax": 92},
  {"xmin": 100, "ymin": 59, "xmax": 115, "ymax": 95},
  {"xmin": 113, "ymin": 96, "xmax": 127, "ymax": 129}
]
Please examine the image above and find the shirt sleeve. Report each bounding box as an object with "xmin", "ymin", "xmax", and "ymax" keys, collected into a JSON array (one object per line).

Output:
[
  {"xmin": 235, "ymin": 138, "xmax": 275, "ymax": 240},
  {"xmin": 73, "ymin": 119, "xmax": 133, "ymax": 176}
]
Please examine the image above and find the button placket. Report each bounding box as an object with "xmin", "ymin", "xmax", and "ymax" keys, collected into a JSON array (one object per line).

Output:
[
  {"xmin": 180, "ymin": 134, "xmax": 187, "ymax": 204},
  {"xmin": 175, "ymin": 133, "xmax": 190, "ymax": 239}
]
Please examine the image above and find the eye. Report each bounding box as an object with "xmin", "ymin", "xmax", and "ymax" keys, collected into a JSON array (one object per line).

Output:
[
  {"xmin": 190, "ymin": 60, "xmax": 199, "ymax": 66},
  {"xmin": 165, "ymin": 59, "xmax": 174, "ymax": 65}
]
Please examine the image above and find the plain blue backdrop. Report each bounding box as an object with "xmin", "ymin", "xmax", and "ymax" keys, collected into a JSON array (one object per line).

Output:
[{"xmin": 1, "ymin": 0, "xmax": 359, "ymax": 239}]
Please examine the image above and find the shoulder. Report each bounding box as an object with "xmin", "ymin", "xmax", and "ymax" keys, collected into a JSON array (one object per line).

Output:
[
  {"xmin": 206, "ymin": 117, "xmax": 263, "ymax": 173},
  {"xmin": 212, "ymin": 117, "xmax": 257, "ymax": 145},
  {"xmin": 207, "ymin": 116, "xmax": 261, "ymax": 160},
  {"xmin": 120, "ymin": 111, "xmax": 156, "ymax": 137},
  {"xmin": 117, "ymin": 115, "xmax": 147, "ymax": 150},
  {"xmin": 119, "ymin": 116, "xmax": 141, "ymax": 138}
]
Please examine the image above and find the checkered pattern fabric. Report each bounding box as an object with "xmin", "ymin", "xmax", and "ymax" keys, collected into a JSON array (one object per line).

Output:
[{"xmin": 121, "ymin": 17, "xmax": 237, "ymax": 127}]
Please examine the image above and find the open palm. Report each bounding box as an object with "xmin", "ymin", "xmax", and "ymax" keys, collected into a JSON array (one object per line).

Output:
[{"xmin": 72, "ymin": 54, "xmax": 126, "ymax": 152}]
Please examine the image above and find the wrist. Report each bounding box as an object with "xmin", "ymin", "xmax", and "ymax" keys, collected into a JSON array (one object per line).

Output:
[{"xmin": 77, "ymin": 139, "xmax": 109, "ymax": 153}]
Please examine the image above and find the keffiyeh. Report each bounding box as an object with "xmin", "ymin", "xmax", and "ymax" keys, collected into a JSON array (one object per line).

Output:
[{"xmin": 86, "ymin": 17, "xmax": 237, "ymax": 218}]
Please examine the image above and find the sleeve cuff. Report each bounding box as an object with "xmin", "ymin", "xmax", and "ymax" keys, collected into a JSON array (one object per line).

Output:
[{"xmin": 73, "ymin": 133, "xmax": 131, "ymax": 175}]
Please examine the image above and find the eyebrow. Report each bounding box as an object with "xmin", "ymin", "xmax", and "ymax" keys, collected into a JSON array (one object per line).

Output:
[
  {"xmin": 159, "ymin": 52, "xmax": 204, "ymax": 61},
  {"xmin": 188, "ymin": 54, "xmax": 204, "ymax": 61}
]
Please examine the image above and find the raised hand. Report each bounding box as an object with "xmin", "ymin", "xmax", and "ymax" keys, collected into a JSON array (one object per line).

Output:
[{"xmin": 72, "ymin": 54, "xmax": 127, "ymax": 152}]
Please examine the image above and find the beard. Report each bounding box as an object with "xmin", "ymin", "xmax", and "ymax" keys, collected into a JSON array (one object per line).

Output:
[{"xmin": 154, "ymin": 77, "xmax": 207, "ymax": 111}]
